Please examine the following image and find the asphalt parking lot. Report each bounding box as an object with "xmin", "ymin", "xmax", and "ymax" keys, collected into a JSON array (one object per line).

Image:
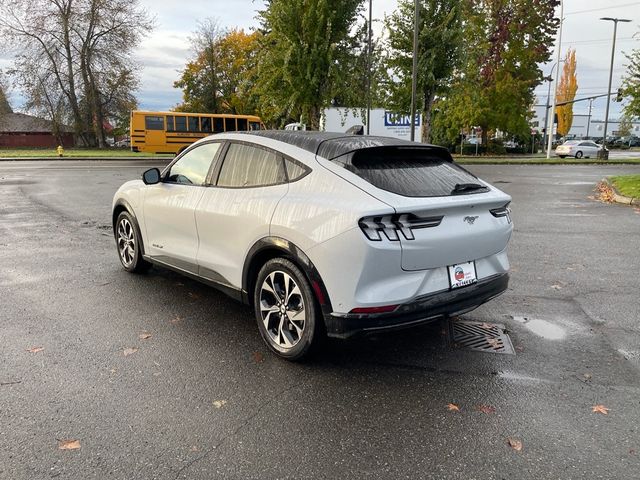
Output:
[{"xmin": 1, "ymin": 160, "xmax": 639, "ymax": 479}]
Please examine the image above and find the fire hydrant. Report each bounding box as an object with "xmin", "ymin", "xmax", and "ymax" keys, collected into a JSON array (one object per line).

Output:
[{"xmin": 56, "ymin": 145, "xmax": 64, "ymax": 157}]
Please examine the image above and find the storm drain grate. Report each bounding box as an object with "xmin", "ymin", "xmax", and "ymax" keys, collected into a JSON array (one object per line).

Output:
[{"xmin": 451, "ymin": 320, "xmax": 515, "ymax": 355}]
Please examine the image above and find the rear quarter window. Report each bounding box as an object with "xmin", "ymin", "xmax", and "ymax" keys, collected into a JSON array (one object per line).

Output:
[{"xmin": 334, "ymin": 147, "xmax": 488, "ymax": 197}]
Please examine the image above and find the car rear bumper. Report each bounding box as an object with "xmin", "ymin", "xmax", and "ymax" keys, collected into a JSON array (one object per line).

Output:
[{"xmin": 324, "ymin": 273, "xmax": 509, "ymax": 339}]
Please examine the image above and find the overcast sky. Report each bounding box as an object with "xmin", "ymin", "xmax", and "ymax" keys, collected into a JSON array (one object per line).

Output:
[{"xmin": 2, "ymin": 0, "xmax": 639, "ymax": 120}]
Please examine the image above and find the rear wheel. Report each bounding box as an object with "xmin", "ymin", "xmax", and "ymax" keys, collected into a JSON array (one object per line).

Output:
[
  {"xmin": 115, "ymin": 211, "xmax": 150, "ymax": 273},
  {"xmin": 254, "ymin": 258, "xmax": 322, "ymax": 360},
  {"xmin": 575, "ymin": 151, "xmax": 583, "ymax": 159}
]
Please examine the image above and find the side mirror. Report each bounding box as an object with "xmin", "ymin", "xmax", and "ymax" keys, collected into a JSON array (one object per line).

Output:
[{"xmin": 142, "ymin": 168, "xmax": 161, "ymax": 185}]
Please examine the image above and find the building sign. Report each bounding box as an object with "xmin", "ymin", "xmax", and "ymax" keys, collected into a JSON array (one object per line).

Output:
[{"xmin": 384, "ymin": 112, "xmax": 421, "ymax": 127}]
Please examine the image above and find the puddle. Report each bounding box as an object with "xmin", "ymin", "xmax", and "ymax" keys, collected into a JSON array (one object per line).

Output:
[{"xmin": 512, "ymin": 316, "xmax": 566, "ymax": 340}]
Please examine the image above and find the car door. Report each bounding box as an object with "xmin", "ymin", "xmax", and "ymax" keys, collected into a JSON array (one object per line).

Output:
[
  {"xmin": 195, "ymin": 142, "xmax": 289, "ymax": 289},
  {"xmin": 143, "ymin": 142, "xmax": 222, "ymax": 272}
]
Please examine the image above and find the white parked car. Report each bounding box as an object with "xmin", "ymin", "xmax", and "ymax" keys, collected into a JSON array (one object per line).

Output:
[
  {"xmin": 555, "ymin": 140, "xmax": 601, "ymax": 158},
  {"xmin": 112, "ymin": 132, "xmax": 513, "ymax": 360}
]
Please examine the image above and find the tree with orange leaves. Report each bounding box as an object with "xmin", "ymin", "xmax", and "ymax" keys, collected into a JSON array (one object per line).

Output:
[{"xmin": 556, "ymin": 49, "xmax": 578, "ymax": 137}]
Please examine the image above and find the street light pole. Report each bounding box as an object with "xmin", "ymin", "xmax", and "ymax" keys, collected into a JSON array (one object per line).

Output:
[
  {"xmin": 546, "ymin": 0, "xmax": 563, "ymax": 159},
  {"xmin": 366, "ymin": 0, "xmax": 373, "ymax": 135},
  {"xmin": 542, "ymin": 72, "xmax": 554, "ymax": 153},
  {"xmin": 600, "ymin": 17, "xmax": 631, "ymax": 153},
  {"xmin": 586, "ymin": 97, "xmax": 594, "ymax": 138},
  {"xmin": 409, "ymin": 0, "xmax": 419, "ymax": 142}
]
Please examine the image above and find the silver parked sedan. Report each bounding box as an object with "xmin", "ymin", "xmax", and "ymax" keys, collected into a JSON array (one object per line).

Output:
[{"xmin": 555, "ymin": 140, "xmax": 601, "ymax": 159}]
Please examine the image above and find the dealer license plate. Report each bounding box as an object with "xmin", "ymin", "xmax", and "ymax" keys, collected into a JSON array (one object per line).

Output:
[{"xmin": 448, "ymin": 261, "xmax": 478, "ymax": 289}]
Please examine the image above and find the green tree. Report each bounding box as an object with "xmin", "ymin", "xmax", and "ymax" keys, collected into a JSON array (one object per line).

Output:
[
  {"xmin": 0, "ymin": 71, "xmax": 12, "ymax": 114},
  {"xmin": 433, "ymin": 0, "xmax": 559, "ymax": 149},
  {"xmin": 384, "ymin": 0, "xmax": 463, "ymax": 143},
  {"xmin": 621, "ymin": 46, "xmax": 640, "ymax": 119},
  {"xmin": 255, "ymin": 0, "xmax": 362, "ymax": 129},
  {"xmin": 174, "ymin": 23, "xmax": 262, "ymax": 114}
]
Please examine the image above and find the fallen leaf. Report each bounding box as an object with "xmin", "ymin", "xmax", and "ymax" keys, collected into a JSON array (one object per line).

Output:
[
  {"xmin": 486, "ymin": 338, "xmax": 501, "ymax": 349},
  {"xmin": 139, "ymin": 332, "xmax": 152, "ymax": 340},
  {"xmin": 26, "ymin": 346, "xmax": 44, "ymax": 353},
  {"xmin": 447, "ymin": 403, "xmax": 460, "ymax": 412},
  {"xmin": 583, "ymin": 373, "xmax": 592, "ymax": 380},
  {"xmin": 252, "ymin": 351, "xmax": 264, "ymax": 363},
  {"xmin": 592, "ymin": 404, "xmax": 609, "ymax": 415},
  {"xmin": 58, "ymin": 439, "xmax": 81, "ymax": 450},
  {"xmin": 188, "ymin": 292, "xmax": 200, "ymax": 300},
  {"xmin": 190, "ymin": 446, "xmax": 199, "ymax": 452},
  {"xmin": 507, "ymin": 437, "xmax": 523, "ymax": 452},
  {"xmin": 515, "ymin": 345, "xmax": 525, "ymax": 352},
  {"xmin": 122, "ymin": 347, "xmax": 138, "ymax": 357},
  {"xmin": 551, "ymin": 284, "xmax": 563, "ymax": 290},
  {"xmin": 213, "ymin": 400, "xmax": 227, "ymax": 409},
  {"xmin": 476, "ymin": 405, "xmax": 496, "ymax": 414},
  {"xmin": 480, "ymin": 322, "xmax": 494, "ymax": 330},
  {"xmin": 170, "ymin": 315, "xmax": 184, "ymax": 324}
]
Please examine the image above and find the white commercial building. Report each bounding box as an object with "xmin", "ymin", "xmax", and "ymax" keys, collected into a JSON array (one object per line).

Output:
[
  {"xmin": 321, "ymin": 108, "xmax": 424, "ymax": 142},
  {"xmin": 530, "ymin": 104, "xmax": 640, "ymax": 139}
]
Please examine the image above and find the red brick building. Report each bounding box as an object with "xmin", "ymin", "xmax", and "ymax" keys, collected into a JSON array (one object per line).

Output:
[{"xmin": 0, "ymin": 113, "xmax": 74, "ymax": 147}]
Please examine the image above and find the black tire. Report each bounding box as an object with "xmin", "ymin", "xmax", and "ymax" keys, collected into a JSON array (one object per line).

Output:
[
  {"xmin": 114, "ymin": 211, "xmax": 150, "ymax": 273},
  {"xmin": 253, "ymin": 258, "xmax": 323, "ymax": 361},
  {"xmin": 575, "ymin": 151, "xmax": 583, "ymax": 159},
  {"xmin": 559, "ymin": 155, "xmax": 566, "ymax": 158}
]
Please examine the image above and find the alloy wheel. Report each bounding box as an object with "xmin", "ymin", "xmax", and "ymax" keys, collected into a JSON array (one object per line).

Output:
[
  {"xmin": 259, "ymin": 271, "xmax": 306, "ymax": 349},
  {"xmin": 117, "ymin": 218, "xmax": 136, "ymax": 267}
]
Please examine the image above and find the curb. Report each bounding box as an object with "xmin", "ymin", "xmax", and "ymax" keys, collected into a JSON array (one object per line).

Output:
[{"xmin": 601, "ymin": 177, "xmax": 640, "ymax": 206}]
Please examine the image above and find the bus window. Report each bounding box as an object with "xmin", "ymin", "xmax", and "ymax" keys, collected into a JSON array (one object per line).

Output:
[
  {"xmin": 166, "ymin": 116, "xmax": 174, "ymax": 131},
  {"xmin": 213, "ymin": 118, "xmax": 224, "ymax": 133},
  {"xmin": 225, "ymin": 118, "xmax": 236, "ymax": 132},
  {"xmin": 249, "ymin": 121, "xmax": 261, "ymax": 131},
  {"xmin": 201, "ymin": 117, "xmax": 212, "ymax": 133},
  {"xmin": 175, "ymin": 116, "xmax": 187, "ymax": 132},
  {"xmin": 188, "ymin": 116, "xmax": 199, "ymax": 132},
  {"xmin": 237, "ymin": 118, "xmax": 248, "ymax": 131},
  {"xmin": 145, "ymin": 116, "xmax": 164, "ymax": 130}
]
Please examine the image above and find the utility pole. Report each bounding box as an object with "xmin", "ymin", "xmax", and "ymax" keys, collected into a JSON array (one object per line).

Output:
[
  {"xmin": 546, "ymin": 0, "xmax": 563, "ymax": 159},
  {"xmin": 600, "ymin": 17, "xmax": 631, "ymax": 155},
  {"xmin": 586, "ymin": 97, "xmax": 594, "ymax": 138},
  {"xmin": 542, "ymin": 72, "xmax": 554, "ymax": 153},
  {"xmin": 409, "ymin": 0, "xmax": 419, "ymax": 142},
  {"xmin": 366, "ymin": 0, "xmax": 373, "ymax": 135}
]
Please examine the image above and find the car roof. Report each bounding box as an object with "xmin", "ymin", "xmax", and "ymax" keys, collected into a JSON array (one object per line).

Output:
[{"xmin": 245, "ymin": 130, "xmax": 449, "ymax": 160}]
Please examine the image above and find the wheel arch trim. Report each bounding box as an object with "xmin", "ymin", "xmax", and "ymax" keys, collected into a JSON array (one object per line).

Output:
[{"xmin": 242, "ymin": 237, "xmax": 333, "ymax": 315}]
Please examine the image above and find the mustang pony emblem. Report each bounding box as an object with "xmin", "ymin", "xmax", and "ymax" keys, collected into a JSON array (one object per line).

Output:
[{"xmin": 463, "ymin": 216, "xmax": 479, "ymax": 224}]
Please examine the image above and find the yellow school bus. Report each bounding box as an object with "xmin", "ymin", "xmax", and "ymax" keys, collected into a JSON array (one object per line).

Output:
[{"xmin": 130, "ymin": 111, "xmax": 265, "ymax": 154}]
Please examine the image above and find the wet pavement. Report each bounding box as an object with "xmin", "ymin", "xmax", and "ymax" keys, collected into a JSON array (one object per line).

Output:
[{"xmin": 1, "ymin": 160, "xmax": 639, "ymax": 479}]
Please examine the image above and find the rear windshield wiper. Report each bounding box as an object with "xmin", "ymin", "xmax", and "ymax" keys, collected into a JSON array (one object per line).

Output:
[{"xmin": 451, "ymin": 183, "xmax": 488, "ymax": 194}]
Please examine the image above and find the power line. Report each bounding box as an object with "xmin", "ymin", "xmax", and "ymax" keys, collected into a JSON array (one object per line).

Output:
[{"xmin": 565, "ymin": 2, "xmax": 640, "ymax": 16}]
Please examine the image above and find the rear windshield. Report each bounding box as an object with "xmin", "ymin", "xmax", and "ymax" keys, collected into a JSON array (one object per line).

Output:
[{"xmin": 333, "ymin": 147, "xmax": 488, "ymax": 197}]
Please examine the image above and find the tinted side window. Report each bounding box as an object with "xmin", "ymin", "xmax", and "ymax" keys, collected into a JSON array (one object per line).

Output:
[
  {"xmin": 166, "ymin": 115, "xmax": 174, "ymax": 131},
  {"xmin": 188, "ymin": 116, "xmax": 199, "ymax": 132},
  {"xmin": 175, "ymin": 116, "xmax": 187, "ymax": 132},
  {"xmin": 166, "ymin": 143, "xmax": 221, "ymax": 185},
  {"xmin": 217, "ymin": 144, "xmax": 285, "ymax": 188},
  {"xmin": 285, "ymin": 159, "xmax": 308, "ymax": 182},
  {"xmin": 145, "ymin": 116, "xmax": 164, "ymax": 130},
  {"xmin": 225, "ymin": 118, "xmax": 236, "ymax": 132},
  {"xmin": 201, "ymin": 117, "xmax": 212, "ymax": 133},
  {"xmin": 213, "ymin": 118, "xmax": 224, "ymax": 132},
  {"xmin": 237, "ymin": 118, "xmax": 248, "ymax": 131}
]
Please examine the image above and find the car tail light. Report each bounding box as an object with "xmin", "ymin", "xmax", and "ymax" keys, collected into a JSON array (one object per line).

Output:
[
  {"xmin": 349, "ymin": 304, "xmax": 399, "ymax": 314},
  {"xmin": 358, "ymin": 213, "xmax": 443, "ymax": 241},
  {"xmin": 490, "ymin": 202, "xmax": 511, "ymax": 223}
]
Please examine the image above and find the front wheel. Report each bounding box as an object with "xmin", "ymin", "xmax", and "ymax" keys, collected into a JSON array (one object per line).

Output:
[
  {"xmin": 115, "ymin": 211, "xmax": 150, "ymax": 273},
  {"xmin": 575, "ymin": 151, "xmax": 583, "ymax": 159},
  {"xmin": 254, "ymin": 258, "xmax": 323, "ymax": 361},
  {"xmin": 559, "ymin": 155, "xmax": 566, "ymax": 158}
]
